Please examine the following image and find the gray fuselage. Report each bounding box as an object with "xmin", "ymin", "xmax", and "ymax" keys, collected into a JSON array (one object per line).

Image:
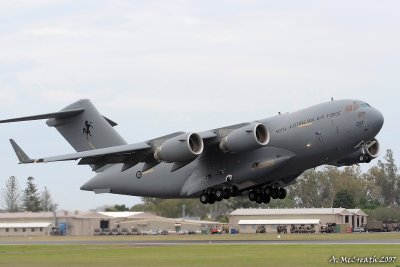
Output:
[{"xmin": 80, "ymin": 99, "xmax": 384, "ymax": 198}]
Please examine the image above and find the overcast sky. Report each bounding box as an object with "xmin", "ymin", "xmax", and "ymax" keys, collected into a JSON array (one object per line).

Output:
[{"xmin": 0, "ymin": 1, "xmax": 399, "ymax": 211}]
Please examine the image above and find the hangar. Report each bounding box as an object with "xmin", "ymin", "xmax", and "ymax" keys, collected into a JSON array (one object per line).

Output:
[
  {"xmin": 0, "ymin": 211, "xmax": 223, "ymax": 236},
  {"xmin": 229, "ymin": 208, "xmax": 367, "ymax": 234},
  {"xmin": 0, "ymin": 222, "xmax": 53, "ymax": 237}
]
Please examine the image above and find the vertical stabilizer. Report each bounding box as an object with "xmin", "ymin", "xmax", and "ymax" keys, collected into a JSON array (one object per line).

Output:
[{"xmin": 46, "ymin": 99, "xmax": 127, "ymax": 151}]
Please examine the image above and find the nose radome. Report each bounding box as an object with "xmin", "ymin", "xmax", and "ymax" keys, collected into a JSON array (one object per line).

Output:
[{"xmin": 372, "ymin": 108, "xmax": 384, "ymax": 132}]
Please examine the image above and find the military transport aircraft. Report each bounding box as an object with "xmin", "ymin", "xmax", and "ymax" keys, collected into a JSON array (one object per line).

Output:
[{"xmin": 0, "ymin": 99, "xmax": 383, "ymax": 204}]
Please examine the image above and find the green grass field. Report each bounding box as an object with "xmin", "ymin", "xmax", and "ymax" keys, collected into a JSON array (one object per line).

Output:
[
  {"xmin": 0, "ymin": 244, "xmax": 399, "ymax": 267},
  {"xmin": 2, "ymin": 232, "xmax": 400, "ymax": 242},
  {"xmin": 1, "ymin": 234, "xmax": 400, "ymax": 266}
]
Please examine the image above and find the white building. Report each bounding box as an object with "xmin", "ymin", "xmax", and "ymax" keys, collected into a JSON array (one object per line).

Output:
[
  {"xmin": 0, "ymin": 211, "xmax": 223, "ymax": 236},
  {"xmin": 229, "ymin": 208, "xmax": 367, "ymax": 234}
]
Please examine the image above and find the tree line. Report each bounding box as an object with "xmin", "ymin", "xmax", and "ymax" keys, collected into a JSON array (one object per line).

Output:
[
  {"xmin": 1, "ymin": 176, "xmax": 58, "ymax": 212},
  {"xmin": 105, "ymin": 149, "xmax": 400, "ymax": 222}
]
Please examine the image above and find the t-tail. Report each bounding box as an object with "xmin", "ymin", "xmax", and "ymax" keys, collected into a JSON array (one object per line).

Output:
[{"xmin": 0, "ymin": 99, "xmax": 127, "ymax": 152}]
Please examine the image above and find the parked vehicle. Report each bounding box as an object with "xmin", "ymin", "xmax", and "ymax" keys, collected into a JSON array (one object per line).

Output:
[
  {"xmin": 160, "ymin": 230, "xmax": 169, "ymax": 235},
  {"xmin": 188, "ymin": 230, "xmax": 196, "ymax": 235},
  {"xmin": 352, "ymin": 227, "xmax": 366, "ymax": 233},
  {"xmin": 256, "ymin": 225, "xmax": 266, "ymax": 233},
  {"xmin": 120, "ymin": 228, "xmax": 129, "ymax": 235},
  {"xmin": 131, "ymin": 227, "xmax": 141, "ymax": 235},
  {"xmin": 211, "ymin": 228, "xmax": 222, "ymax": 234},
  {"xmin": 320, "ymin": 223, "xmax": 336, "ymax": 233},
  {"xmin": 367, "ymin": 221, "xmax": 383, "ymax": 232},
  {"xmin": 178, "ymin": 230, "xmax": 188, "ymax": 235},
  {"xmin": 111, "ymin": 228, "xmax": 121, "ymax": 235},
  {"xmin": 101, "ymin": 228, "xmax": 110, "ymax": 235}
]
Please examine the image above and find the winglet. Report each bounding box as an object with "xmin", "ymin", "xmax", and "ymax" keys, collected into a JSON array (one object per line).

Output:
[{"xmin": 9, "ymin": 139, "xmax": 35, "ymax": 163}]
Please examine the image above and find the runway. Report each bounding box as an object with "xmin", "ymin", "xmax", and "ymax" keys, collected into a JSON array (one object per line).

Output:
[{"xmin": 1, "ymin": 239, "xmax": 400, "ymax": 246}]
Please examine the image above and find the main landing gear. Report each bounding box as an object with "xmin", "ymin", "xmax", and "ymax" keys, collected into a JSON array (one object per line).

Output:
[
  {"xmin": 200, "ymin": 186, "xmax": 238, "ymax": 204},
  {"xmin": 248, "ymin": 186, "xmax": 287, "ymax": 204}
]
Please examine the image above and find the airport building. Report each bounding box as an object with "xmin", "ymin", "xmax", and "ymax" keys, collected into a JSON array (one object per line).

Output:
[
  {"xmin": 0, "ymin": 211, "xmax": 223, "ymax": 236},
  {"xmin": 229, "ymin": 208, "xmax": 367, "ymax": 234}
]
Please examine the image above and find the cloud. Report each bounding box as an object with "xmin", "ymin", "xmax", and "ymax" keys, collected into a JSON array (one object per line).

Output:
[
  {"xmin": 21, "ymin": 27, "xmax": 89, "ymax": 38},
  {"xmin": 35, "ymin": 88, "xmax": 90, "ymax": 103},
  {"xmin": 0, "ymin": 89, "xmax": 16, "ymax": 102}
]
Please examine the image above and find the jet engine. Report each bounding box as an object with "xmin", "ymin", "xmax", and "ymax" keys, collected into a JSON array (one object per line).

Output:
[
  {"xmin": 154, "ymin": 133, "xmax": 204, "ymax": 162},
  {"xmin": 335, "ymin": 138, "xmax": 380, "ymax": 166},
  {"xmin": 219, "ymin": 123, "xmax": 270, "ymax": 153}
]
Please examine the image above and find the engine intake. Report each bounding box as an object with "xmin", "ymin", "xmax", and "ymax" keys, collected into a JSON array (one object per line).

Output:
[
  {"xmin": 362, "ymin": 138, "xmax": 380, "ymax": 159},
  {"xmin": 219, "ymin": 123, "xmax": 270, "ymax": 153},
  {"xmin": 154, "ymin": 133, "xmax": 204, "ymax": 162},
  {"xmin": 335, "ymin": 138, "xmax": 380, "ymax": 166}
]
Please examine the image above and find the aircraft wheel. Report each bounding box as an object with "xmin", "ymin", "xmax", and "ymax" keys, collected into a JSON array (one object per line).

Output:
[
  {"xmin": 215, "ymin": 189, "xmax": 224, "ymax": 201},
  {"xmin": 208, "ymin": 194, "xmax": 216, "ymax": 204},
  {"xmin": 263, "ymin": 186, "xmax": 271, "ymax": 195},
  {"xmin": 255, "ymin": 192, "xmax": 263, "ymax": 204},
  {"xmin": 223, "ymin": 188, "xmax": 231, "ymax": 199},
  {"xmin": 359, "ymin": 155, "xmax": 369, "ymax": 163},
  {"xmin": 231, "ymin": 186, "xmax": 239, "ymax": 197},
  {"xmin": 200, "ymin": 193, "xmax": 209, "ymax": 204},
  {"xmin": 278, "ymin": 188, "xmax": 287, "ymax": 199},
  {"xmin": 262, "ymin": 193, "xmax": 271, "ymax": 204},
  {"xmin": 270, "ymin": 187, "xmax": 279, "ymax": 199},
  {"xmin": 248, "ymin": 190, "xmax": 256, "ymax": 201}
]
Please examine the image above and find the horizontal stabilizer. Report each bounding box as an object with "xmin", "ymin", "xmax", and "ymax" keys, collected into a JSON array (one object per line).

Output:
[
  {"xmin": 0, "ymin": 109, "xmax": 84, "ymax": 124},
  {"xmin": 9, "ymin": 139, "xmax": 34, "ymax": 163}
]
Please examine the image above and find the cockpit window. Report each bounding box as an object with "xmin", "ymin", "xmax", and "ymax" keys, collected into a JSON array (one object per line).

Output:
[{"xmin": 360, "ymin": 103, "xmax": 371, "ymax": 108}]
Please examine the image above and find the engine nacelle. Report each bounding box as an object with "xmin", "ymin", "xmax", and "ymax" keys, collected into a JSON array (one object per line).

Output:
[
  {"xmin": 335, "ymin": 138, "xmax": 380, "ymax": 166},
  {"xmin": 154, "ymin": 133, "xmax": 204, "ymax": 162},
  {"xmin": 219, "ymin": 123, "xmax": 270, "ymax": 153},
  {"xmin": 362, "ymin": 138, "xmax": 380, "ymax": 160}
]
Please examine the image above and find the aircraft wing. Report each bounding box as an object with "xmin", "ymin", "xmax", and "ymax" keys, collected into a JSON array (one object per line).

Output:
[
  {"xmin": 8, "ymin": 131, "xmax": 195, "ymax": 172},
  {"xmin": 7, "ymin": 119, "xmax": 266, "ymax": 174},
  {"xmin": 10, "ymin": 139, "xmax": 152, "ymax": 172}
]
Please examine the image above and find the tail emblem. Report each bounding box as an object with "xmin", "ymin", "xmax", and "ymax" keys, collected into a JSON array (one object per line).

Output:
[{"xmin": 83, "ymin": 120, "xmax": 93, "ymax": 139}]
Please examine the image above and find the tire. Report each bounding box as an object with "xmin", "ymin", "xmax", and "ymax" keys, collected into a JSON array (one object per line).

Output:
[
  {"xmin": 223, "ymin": 188, "xmax": 231, "ymax": 199},
  {"xmin": 262, "ymin": 193, "xmax": 271, "ymax": 204},
  {"xmin": 208, "ymin": 196, "xmax": 216, "ymax": 204},
  {"xmin": 231, "ymin": 186, "xmax": 239, "ymax": 197},
  {"xmin": 263, "ymin": 187, "xmax": 271, "ymax": 195},
  {"xmin": 200, "ymin": 193, "xmax": 209, "ymax": 204},
  {"xmin": 215, "ymin": 189, "xmax": 224, "ymax": 201},
  {"xmin": 248, "ymin": 190, "xmax": 256, "ymax": 201},
  {"xmin": 255, "ymin": 193, "xmax": 263, "ymax": 204},
  {"xmin": 270, "ymin": 187, "xmax": 279, "ymax": 199},
  {"xmin": 278, "ymin": 188, "xmax": 287, "ymax": 199}
]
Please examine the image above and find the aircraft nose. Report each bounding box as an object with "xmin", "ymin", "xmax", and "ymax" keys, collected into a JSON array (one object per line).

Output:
[{"xmin": 371, "ymin": 108, "xmax": 384, "ymax": 133}]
